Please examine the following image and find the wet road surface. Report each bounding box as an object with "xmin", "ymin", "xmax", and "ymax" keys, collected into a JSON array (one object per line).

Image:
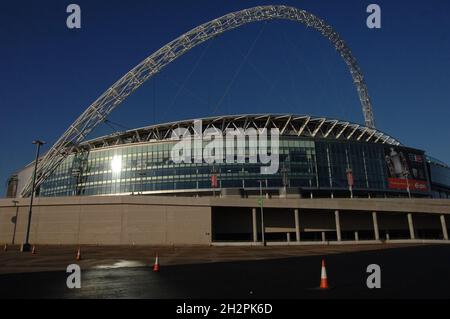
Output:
[
  {"xmin": 0, "ymin": 243, "xmax": 407, "ymax": 274},
  {"xmin": 1, "ymin": 245, "xmax": 449, "ymax": 299}
]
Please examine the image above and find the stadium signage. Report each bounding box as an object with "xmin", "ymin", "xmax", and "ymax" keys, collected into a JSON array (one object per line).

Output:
[{"xmin": 387, "ymin": 178, "xmax": 428, "ymax": 191}]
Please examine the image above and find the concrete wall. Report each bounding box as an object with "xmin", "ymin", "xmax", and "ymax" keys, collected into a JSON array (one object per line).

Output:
[
  {"xmin": 0, "ymin": 197, "xmax": 211, "ymax": 245},
  {"xmin": 209, "ymin": 197, "xmax": 450, "ymax": 214},
  {"xmin": 2, "ymin": 195, "xmax": 450, "ymax": 245}
]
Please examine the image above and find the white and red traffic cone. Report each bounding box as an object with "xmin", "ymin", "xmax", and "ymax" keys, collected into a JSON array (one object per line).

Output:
[
  {"xmin": 320, "ymin": 259, "xmax": 329, "ymax": 289},
  {"xmin": 153, "ymin": 254, "xmax": 160, "ymax": 272},
  {"xmin": 76, "ymin": 247, "xmax": 81, "ymax": 261},
  {"xmin": 31, "ymin": 245, "xmax": 36, "ymax": 255}
]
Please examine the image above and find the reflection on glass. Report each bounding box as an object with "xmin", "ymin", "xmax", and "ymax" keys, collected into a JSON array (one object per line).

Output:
[{"xmin": 111, "ymin": 155, "xmax": 122, "ymax": 173}]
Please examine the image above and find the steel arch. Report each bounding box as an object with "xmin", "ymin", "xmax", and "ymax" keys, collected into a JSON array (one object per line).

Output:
[{"xmin": 22, "ymin": 5, "xmax": 375, "ymax": 196}]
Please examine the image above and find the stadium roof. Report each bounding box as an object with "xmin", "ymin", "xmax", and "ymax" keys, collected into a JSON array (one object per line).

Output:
[{"xmin": 75, "ymin": 114, "xmax": 401, "ymax": 152}]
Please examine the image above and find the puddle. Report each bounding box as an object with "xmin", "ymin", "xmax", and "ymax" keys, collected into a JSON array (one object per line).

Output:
[{"xmin": 94, "ymin": 260, "xmax": 146, "ymax": 269}]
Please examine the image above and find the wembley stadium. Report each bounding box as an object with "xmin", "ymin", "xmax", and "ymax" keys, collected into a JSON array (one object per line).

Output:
[
  {"xmin": 5, "ymin": 114, "xmax": 447, "ymax": 200},
  {"xmin": 1, "ymin": 5, "xmax": 450, "ymax": 246}
]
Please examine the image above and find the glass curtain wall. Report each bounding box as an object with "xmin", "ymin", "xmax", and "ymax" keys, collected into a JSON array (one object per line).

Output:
[{"xmin": 40, "ymin": 137, "xmax": 399, "ymax": 197}]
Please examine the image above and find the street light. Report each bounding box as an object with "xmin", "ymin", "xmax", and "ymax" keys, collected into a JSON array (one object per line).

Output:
[
  {"xmin": 22, "ymin": 140, "xmax": 45, "ymax": 252},
  {"xmin": 258, "ymin": 180, "xmax": 266, "ymax": 246},
  {"xmin": 11, "ymin": 200, "xmax": 19, "ymax": 245}
]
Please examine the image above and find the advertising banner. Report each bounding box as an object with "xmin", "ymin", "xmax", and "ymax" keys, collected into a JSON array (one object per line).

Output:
[
  {"xmin": 387, "ymin": 178, "xmax": 428, "ymax": 191},
  {"xmin": 384, "ymin": 147, "xmax": 428, "ymax": 192}
]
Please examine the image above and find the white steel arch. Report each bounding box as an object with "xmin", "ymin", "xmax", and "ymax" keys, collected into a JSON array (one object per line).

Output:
[{"xmin": 22, "ymin": 5, "xmax": 376, "ymax": 196}]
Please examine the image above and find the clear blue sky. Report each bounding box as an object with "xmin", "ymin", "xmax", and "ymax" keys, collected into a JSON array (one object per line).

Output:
[{"xmin": 1, "ymin": 0, "xmax": 450, "ymax": 195}]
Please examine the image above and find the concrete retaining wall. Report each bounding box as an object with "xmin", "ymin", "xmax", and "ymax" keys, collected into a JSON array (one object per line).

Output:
[
  {"xmin": 0, "ymin": 197, "xmax": 211, "ymax": 245},
  {"xmin": 1, "ymin": 195, "xmax": 450, "ymax": 245}
]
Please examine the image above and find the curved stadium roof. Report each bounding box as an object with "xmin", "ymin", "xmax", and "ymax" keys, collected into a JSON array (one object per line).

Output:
[{"xmin": 75, "ymin": 114, "xmax": 401, "ymax": 153}]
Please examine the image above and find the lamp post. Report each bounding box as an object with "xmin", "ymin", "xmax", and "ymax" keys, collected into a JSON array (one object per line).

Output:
[
  {"xmin": 258, "ymin": 180, "xmax": 266, "ymax": 246},
  {"xmin": 22, "ymin": 140, "xmax": 45, "ymax": 252},
  {"xmin": 11, "ymin": 200, "xmax": 19, "ymax": 245}
]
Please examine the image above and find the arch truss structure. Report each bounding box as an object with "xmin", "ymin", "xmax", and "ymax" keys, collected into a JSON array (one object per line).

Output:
[{"xmin": 22, "ymin": 5, "xmax": 376, "ymax": 197}]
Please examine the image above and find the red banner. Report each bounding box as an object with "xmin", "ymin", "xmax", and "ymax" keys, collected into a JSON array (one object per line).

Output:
[
  {"xmin": 346, "ymin": 170, "xmax": 354, "ymax": 187},
  {"xmin": 211, "ymin": 174, "xmax": 218, "ymax": 188},
  {"xmin": 387, "ymin": 178, "xmax": 428, "ymax": 191}
]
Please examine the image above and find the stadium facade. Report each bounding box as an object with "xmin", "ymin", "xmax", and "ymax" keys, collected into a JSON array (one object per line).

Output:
[
  {"xmin": 5, "ymin": 114, "xmax": 448, "ymax": 200},
  {"xmin": 1, "ymin": 6, "xmax": 450, "ymax": 246},
  {"xmin": 3, "ymin": 114, "xmax": 450, "ymax": 245}
]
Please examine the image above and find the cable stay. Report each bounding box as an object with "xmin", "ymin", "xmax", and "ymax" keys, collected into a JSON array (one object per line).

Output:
[{"xmin": 212, "ymin": 22, "xmax": 268, "ymax": 115}]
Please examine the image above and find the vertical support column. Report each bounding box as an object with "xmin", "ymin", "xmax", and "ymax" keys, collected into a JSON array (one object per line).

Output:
[
  {"xmin": 440, "ymin": 215, "xmax": 448, "ymax": 240},
  {"xmin": 252, "ymin": 208, "xmax": 257, "ymax": 242},
  {"xmin": 372, "ymin": 212, "xmax": 380, "ymax": 241},
  {"xmin": 335, "ymin": 210, "xmax": 342, "ymax": 242},
  {"xmin": 294, "ymin": 209, "xmax": 300, "ymax": 242},
  {"xmin": 407, "ymin": 213, "xmax": 415, "ymax": 240}
]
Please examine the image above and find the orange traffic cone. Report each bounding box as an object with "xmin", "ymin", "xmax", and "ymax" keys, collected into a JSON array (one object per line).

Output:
[
  {"xmin": 76, "ymin": 247, "xmax": 81, "ymax": 261},
  {"xmin": 31, "ymin": 245, "xmax": 36, "ymax": 255},
  {"xmin": 3, "ymin": 244, "xmax": 7, "ymax": 252},
  {"xmin": 320, "ymin": 259, "xmax": 329, "ymax": 289},
  {"xmin": 152, "ymin": 254, "xmax": 160, "ymax": 272}
]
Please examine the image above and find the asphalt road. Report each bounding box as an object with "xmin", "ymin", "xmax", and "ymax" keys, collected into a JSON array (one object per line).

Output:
[
  {"xmin": 1, "ymin": 245, "xmax": 449, "ymax": 299},
  {"xmin": 0, "ymin": 243, "xmax": 405, "ymax": 274}
]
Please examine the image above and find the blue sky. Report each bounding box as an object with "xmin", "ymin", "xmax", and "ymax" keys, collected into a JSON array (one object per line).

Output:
[{"xmin": 1, "ymin": 0, "xmax": 449, "ymax": 195}]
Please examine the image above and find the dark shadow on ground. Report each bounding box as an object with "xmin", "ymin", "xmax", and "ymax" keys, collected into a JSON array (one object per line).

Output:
[{"xmin": 0, "ymin": 245, "xmax": 449, "ymax": 299}]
